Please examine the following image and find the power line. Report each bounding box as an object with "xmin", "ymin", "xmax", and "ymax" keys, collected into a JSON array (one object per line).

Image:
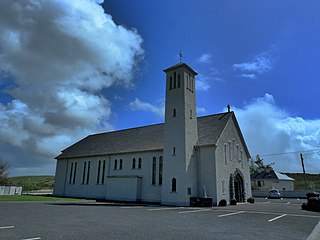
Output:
[{"xmin": 259, "ymin": 148, "xmax": 320, "ymax": 158}]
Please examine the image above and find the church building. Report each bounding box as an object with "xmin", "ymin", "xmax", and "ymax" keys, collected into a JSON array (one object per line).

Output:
[{"xmin": 53, "ymin": 62, "xmax": 252, "ymax": 206}]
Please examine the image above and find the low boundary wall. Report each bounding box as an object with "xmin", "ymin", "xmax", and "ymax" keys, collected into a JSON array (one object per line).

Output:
[{"xmin": 252, "ymin": 190, "xmax": 314, "ymax": 199}]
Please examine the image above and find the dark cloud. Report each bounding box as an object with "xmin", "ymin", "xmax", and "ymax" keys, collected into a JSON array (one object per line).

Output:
[{"xmin": 0, "ymin": 0, "xmax": 144, "ymax": 176}]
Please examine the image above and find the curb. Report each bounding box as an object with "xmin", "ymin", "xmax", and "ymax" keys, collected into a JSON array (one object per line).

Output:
[{"xmin": 307, "ymin": 220, "xmax": 320, "ymax": 240}]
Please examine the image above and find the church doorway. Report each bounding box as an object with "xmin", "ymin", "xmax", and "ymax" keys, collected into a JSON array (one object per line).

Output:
[{"xmin": 230, "ymin": 170, "xmax": 245, "ymax": 202}]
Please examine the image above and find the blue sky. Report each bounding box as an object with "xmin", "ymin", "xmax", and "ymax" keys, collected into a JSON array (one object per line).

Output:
[{"xmin": 0, "ymin": 0, "xmax": 319, "ymax": 176}]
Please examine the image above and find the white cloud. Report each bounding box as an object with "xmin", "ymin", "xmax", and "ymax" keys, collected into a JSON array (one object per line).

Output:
[
  {"xmin": 233, "ymin": 52, "xmax": 273, "ymax": 75},
  {"xmin": 240, "ymin": 73, "xmax": 256, "ymax": 79},
  {"xmin": 128, "ymin": 98, "xmax": 164, "ymax": 118},
  {"xmin": 0, "ymin": 0, "xmax": 143, "ymax": 175},
  {"xmin": 196, "ymin": 107, "xmax": 207, "ymax": 116},
  {"xmin": 197, "ymin": 53, "xmax": 212, "ymax": 64},
  {"xmin": 234, "ymin": 94, "xmax": 320, "ymax": 173},
  {"xmin": 196, "ymin": 74, "xmax": 211, "ymax": 91}
]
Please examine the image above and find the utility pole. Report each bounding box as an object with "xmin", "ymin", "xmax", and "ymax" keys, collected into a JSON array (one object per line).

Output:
[{"xmin": 300, "ymin": 153, "xmax": 307, "ymax": 190}]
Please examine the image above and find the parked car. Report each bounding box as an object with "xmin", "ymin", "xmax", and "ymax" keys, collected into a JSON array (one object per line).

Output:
[{"xmin": 268, "ymin": 189, "xmax": 281, "ymax": 199}]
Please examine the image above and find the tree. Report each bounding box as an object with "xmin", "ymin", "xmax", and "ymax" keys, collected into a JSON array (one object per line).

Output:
[
  {"xmin": 0, "ymin": 160, "xmax": 10, "ymax": 185},
  {"xmin": 250, "ymin": 155, "xmax": 274, "ymax": 173}
]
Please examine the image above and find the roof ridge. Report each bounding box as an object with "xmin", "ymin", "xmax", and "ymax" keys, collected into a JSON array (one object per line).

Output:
[
  {"xmin": 90, "ymin": 112, "xmax": 232, "ymax": 137},
  {"xmin": 91, "ymin": 122, "xmax": 164, "ymax": 137}
]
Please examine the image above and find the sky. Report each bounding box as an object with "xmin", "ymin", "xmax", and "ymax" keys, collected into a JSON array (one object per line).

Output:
[{"xmin": 0, "ymin": 0, "xmax": 319, "ymax": 176}]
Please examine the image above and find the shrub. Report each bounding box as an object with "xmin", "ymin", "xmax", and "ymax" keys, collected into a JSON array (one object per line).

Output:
[
  {"xmin": 218, "ymin": 199, "xmax": 227, "ymax": 207},
  {"xmin": 230, "ymin": 198, "xmax": 237, "ymax": 205},
  {"xmin": 247, "ymin": 197, "xmax": 255, "ymax": 204}
]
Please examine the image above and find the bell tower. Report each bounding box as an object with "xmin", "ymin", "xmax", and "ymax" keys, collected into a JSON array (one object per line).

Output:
[{"xmin": 161, "ymin": 62, "xmax": 198, "ymax": 206}]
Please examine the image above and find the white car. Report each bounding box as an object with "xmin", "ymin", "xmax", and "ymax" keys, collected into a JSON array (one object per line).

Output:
[{"xmin": 268, "ymin": 189, "xmax": 281, "ymax": 199}]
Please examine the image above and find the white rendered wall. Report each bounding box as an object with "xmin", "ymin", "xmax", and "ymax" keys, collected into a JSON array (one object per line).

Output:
[{"xmin": 214, "ymin": 115, "xmax": 252, "ymax": 204}]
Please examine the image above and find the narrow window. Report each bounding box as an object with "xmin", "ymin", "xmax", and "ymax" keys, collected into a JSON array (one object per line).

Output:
[
  {"xmin": 138, "ymin": 158, "xmax": 142, "ymax": 169},
  {"xmin": 240, "ymin": 150, "xmax": 244, "ymax": 168},
  {"xmin": 224, "ymin": 143, "xmax": 227, "ymax": 165},
  {"xmin": 222, "ymin": 179, "xmax": 226, "ymax": 194},
  {"xmin": 69, "ymin": 162, "xmax": 74, "ymax": 184},
  {"xmin": 82, "ymin": 161, "xmax": 87, "ymax": 184},
  {"xmin": 187, "ymin": 187, "xmax": 192, "ymax": 195},
  {"xmin": 191, "ymin": 78, "xmax": 194, "ymax": 92},
  {"xmin": 186, "ymin": 75, "xmax": 190, "ymax": 89},
  {"xmin": 132, "ymin": 158, "xmax": 136, "ymax": 169},
  {"xmin": 97, "ymin": 160, "xmax": 101, "ymax": 184},
  {"xmin": 173, "ymin": 147, "xmax": 176, "ymax": 155},
  {"xmin": 229, "ymin": 141, "xmax": 232, "ymax": 161},
  {"xmin": 152, "ymin": 157, "xmax": 156, "ymax": 185},
  {"xmin": 102, "ymin": 160, "xmax": 106, "ymax": 184},
  {"xmin": 159, "ymin": 156, "xmax": 163, "ymax": 185},
  {"xmin": 169, "ymin": 77, "xmax": 172, "ymax": 90},
  {"xmin": 233, "ymin": 139, "xmax": 235, "ymax": 160},
  {"xmin": 173, "ymin": 108, "xmax": 176, "ymax": 117},
  {"xmin": 171, "ymin": 178, "xmax": 177, "ymax": 192},
  {"xmin": 174, "ymin": 71, "xmax": 177, "ymax": 88},
  {"xmin": 178, "ymin": 74, "xmax": 181, "ymax": 88},
  {"xmin": 190, "ymin": 109, "xmax": 192, "ymax": 119},
  {"xmin": 119, "ymin": 159, "xmax": 123, "ymax": 170},
  {"xmin": 114, "ymin": 159, "xmax": 117, "ymax": 170},
  {"xmin": 237, "ymin": 145, "xmax": 240, "ymax": 162},
  {"xmin": 73, "ymin": 162, "xmax": 77, "ymax": 184},
  {"xmin": 86, "ymin": 161, "xmax": 90, "ymax": 184}
]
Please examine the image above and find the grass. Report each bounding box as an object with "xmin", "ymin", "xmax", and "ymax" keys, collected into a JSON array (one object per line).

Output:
[
  {"xmin": 9, "ymin": 176, "xmax": 55, "ymax": 192},
  {"xmin": 285, "ymin": 173, "xmax": 320, "ymax": 191},
  {"xmin": 0, "ymin": 194, "xmax": 93, "ymax": 202}
]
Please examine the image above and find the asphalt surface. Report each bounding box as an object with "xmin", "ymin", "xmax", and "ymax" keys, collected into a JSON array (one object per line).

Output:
[{"xmin": 0, "ymin": 198, "xmax": 319, "ymax": 240}]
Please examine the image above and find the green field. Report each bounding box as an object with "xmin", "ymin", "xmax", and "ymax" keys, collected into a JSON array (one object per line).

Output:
[
  {"xmin": 9, "ymin": 175, "xmax": 55, "ymax": 192},
  {"xmin": 285, "ymin": 173, "xmax": 320, "ymax": 191}
]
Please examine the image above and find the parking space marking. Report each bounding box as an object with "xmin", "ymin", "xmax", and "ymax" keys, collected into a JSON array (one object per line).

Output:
[
  {"xmin": 21, "ymin": 238, "xmax": 41, "ymax": 240},
  {"xmin": 147, "ymin": 207, "xmax": 185, "ymax": 211},
  {"xmin": 0, "ymin": 225, "xmax": 15, "ymax": 230},
  {"xmin": 268, "ymin": 214, "xmax": 287, "ymax": 222},
  {"xmin": 286, "ymin": 202, "xmax": 291, "ymax": 205},
  {"xmin": 218, "ymin": 211, "xmax": 245, "ymax": 218},
  {"xmin": 178, "ymin": 209, "xmax": 211, "ymax": 214},
  {"xmin": 120, "ymin": 206, "xmax": 144, "ymax": 209}
]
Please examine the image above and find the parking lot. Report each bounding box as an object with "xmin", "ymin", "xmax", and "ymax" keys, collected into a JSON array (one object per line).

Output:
[{"xmin": 0, "ymin": 198, "xmax": 319, "ymax": 240}]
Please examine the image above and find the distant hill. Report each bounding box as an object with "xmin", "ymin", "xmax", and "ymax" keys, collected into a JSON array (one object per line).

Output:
[
  {"xmin": 284, "ymin": 173, "xmax": 320, "ymax": 191},
  {"xmin": 9, "ymin": 176, "xmax": 55, "ymax": 192}
]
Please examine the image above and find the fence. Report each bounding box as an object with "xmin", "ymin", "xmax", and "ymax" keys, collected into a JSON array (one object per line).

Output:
[{"xmin": 0, "ymin": 186, "xmax": 23, "ymax": 195}]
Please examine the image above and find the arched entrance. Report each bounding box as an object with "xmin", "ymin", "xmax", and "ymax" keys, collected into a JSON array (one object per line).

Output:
[{"xmin": 229, "ymin": 169, "xmax": 246, "ymax": 202}]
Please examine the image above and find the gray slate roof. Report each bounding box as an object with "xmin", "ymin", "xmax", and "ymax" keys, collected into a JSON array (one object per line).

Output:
[
  {"xmin": 56, "ymin": 112, "xmax": 233, "ymax": 159},
  {"xmin": 251, "ymin": 170, "xmax": 294, "ymax": 181}
]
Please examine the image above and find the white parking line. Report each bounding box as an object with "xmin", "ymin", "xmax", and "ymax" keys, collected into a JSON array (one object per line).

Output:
[
  {"xmin": 0, "ymin": 225, "xmax": 15, "ymax": 230},
  {"xmin": 218, "ymin": 211, "xmax": 245, "ymax": 218},
  {"xmin": 286, "ymin": 202, "xmax": 291, "ymax": 205},
  {"xmin": 120, "ymin": 206, "xmax": 144, "ymax": 209},
  {"xmin": 268, "ymin": 214, "xmax": 287, "ymax": 222},
  {"xmin": 147, "ymin": 207, "xmax": 185, "ymax": 211},
  {"xmin": 21, "ymin": 237, "xmax": 41, "ymax": 240},
  {"xmin": 178, "ymin": 209, "xmax": 211, "ymax": 214}
]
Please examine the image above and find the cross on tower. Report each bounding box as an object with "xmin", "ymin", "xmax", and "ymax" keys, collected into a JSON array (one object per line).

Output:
[{"xmin": 179, "ymin": 50, "xmax": 182, "ymax": 63}]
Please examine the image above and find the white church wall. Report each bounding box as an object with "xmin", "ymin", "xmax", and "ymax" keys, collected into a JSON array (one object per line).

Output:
[
  {"xmin": 61, "ymin": 155, "xmax": 108, "ymax": 199},
  {"xmin": 106, "ymin": 176, "xmax": 142, "ymax": 201},
  {"xmin": 108, "ymin": 150, "xmax": 163, "ymax": 203},
  {"xmin": 53, "ymin": 159, "xmax": 68, "ymax": 196},
  {"xmin": 215, "ymin": 116, "xmax": 252, "ymax": 203},
  {"xmin": 198, "ymin": 146, "xmax": 217, "ymax": 202}
]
